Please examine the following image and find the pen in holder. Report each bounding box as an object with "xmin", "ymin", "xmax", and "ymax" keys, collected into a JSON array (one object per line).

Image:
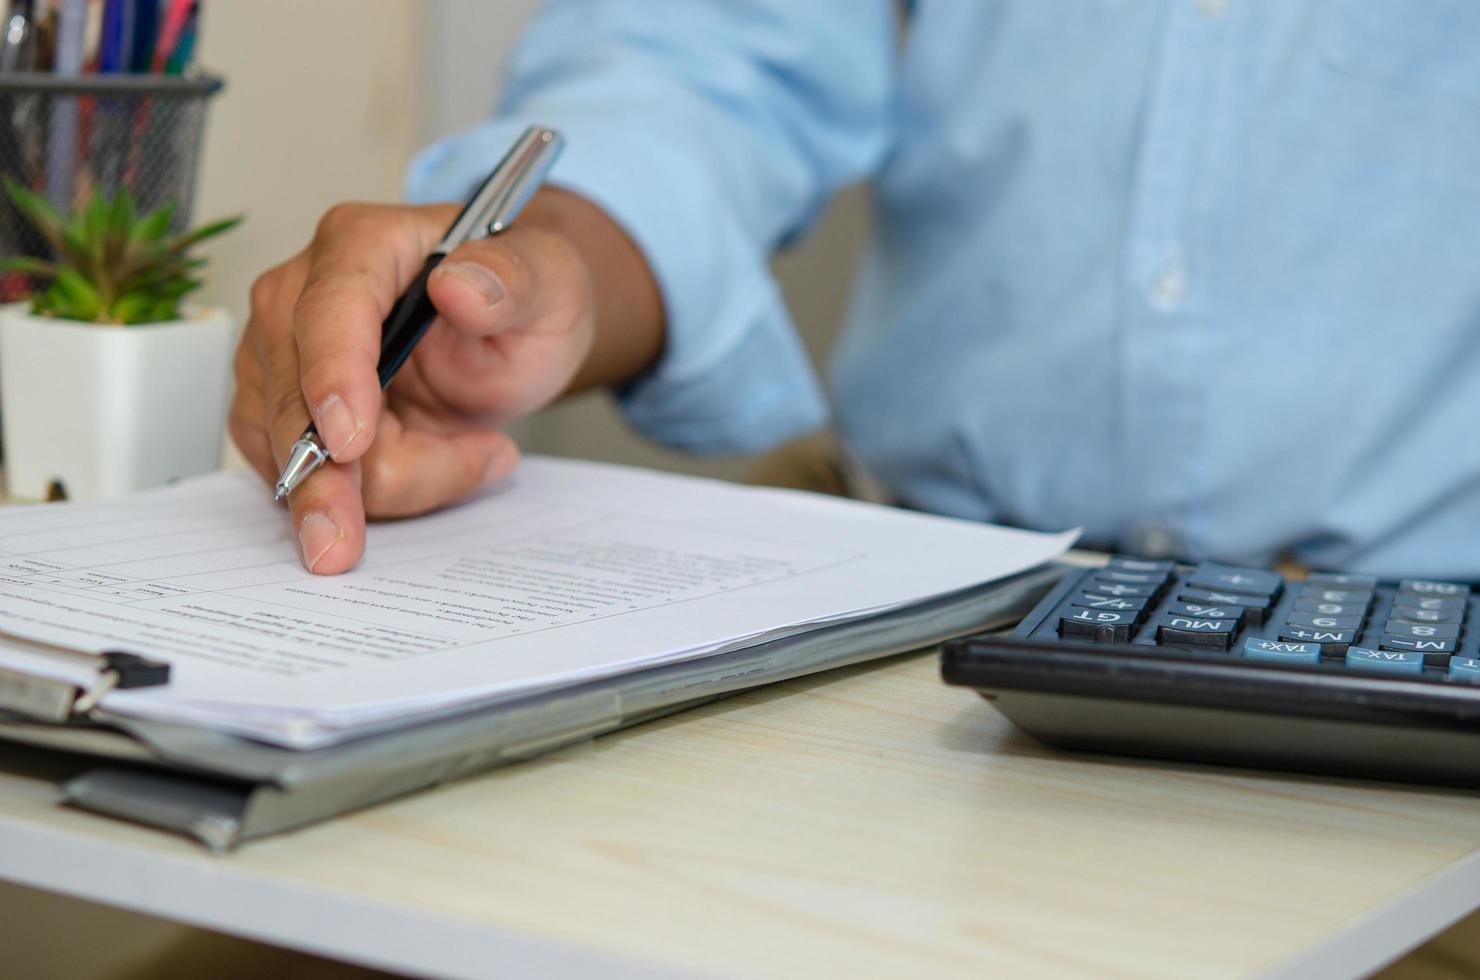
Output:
[{"xmin": 0, "ymin": 72, "xmax": 222, "ymax": 299}]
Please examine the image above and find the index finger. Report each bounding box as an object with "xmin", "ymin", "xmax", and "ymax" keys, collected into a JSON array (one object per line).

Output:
[{"xmin": 292, "ymin": 203, "xmax": 457, "ymax": 463}]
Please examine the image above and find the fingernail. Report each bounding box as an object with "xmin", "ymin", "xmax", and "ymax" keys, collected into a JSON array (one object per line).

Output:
[
  {"xmin": 438, "ymin": 260, "xmax": 505, "ymax": 308},
  {"xmin": 314, "ymin": 393, "xmax": 364, "ymax": 460},
  {"xmin": 482, "ymin": 454, "xmax": 509, "ymax": 486},
  {"xmin": 298, "ymin": 512, "xmax": 343, "ymax": 573}
]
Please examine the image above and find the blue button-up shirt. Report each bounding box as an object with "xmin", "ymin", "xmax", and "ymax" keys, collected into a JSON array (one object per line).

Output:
[{"xmin": 407, "ymin": 0, "xmax": 1480, "ymax": 578}]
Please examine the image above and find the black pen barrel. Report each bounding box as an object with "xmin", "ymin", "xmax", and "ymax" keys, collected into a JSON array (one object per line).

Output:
[{"xmin": 376, "ymin": 253, "xmax": 445, "ymax": 389}]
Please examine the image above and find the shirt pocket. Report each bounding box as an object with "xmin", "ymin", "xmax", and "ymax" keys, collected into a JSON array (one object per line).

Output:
[{"xmin": 1323, "ymin": 0, "xmax": 1480, "ymax": 107}]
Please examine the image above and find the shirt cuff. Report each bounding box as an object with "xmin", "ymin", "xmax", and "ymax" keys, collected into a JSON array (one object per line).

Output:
[{"xmin": 405, "ymin": 116, "xmax": 828, "ymax": 455}]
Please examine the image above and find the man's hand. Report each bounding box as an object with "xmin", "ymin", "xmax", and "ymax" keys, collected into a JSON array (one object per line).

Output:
[{"xmin": 230, "ymin": 189, "xmax": 663, "ymax": 574}]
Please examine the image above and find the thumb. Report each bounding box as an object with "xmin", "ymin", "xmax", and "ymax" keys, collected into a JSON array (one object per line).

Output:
[{"xmin": 426, "ymin": 225, "xmax": 588, "ymax": 338}]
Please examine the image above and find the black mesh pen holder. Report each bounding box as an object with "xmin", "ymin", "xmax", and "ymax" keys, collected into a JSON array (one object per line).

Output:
[{"xmin": 0, "ymin": 73, "xmax": 223, "ymax": 274}]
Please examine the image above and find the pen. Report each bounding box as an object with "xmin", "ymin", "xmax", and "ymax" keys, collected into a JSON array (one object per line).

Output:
[
  {"xmin": 0, "ymin": 0, "xmax": 34, "ymax": 73},
  {"xmin": 274, "ymin": 125, "xmax": 564, "ymax": 501}
]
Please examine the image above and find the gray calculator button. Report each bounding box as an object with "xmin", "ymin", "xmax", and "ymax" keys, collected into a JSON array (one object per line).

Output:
[
  {"xmin": 1291, "ymin": 598, "xmax": 1364, "ymax": 617},
  {"xmin": 1168, "ymin": 600, "xmax": 1245, "ymax": 624},
  {"xmin": 1059, "ymin": 608, "xmax": 1136, "ymax": 642},
  {"xmin": 1284, "ymin": 612, "xmax": 1363, "ymax": 632},
  {"xmin": 1304, "ymin": 572, "xmax": 1377, "ymax": 590},
  {"xmin": 1071, "ymin": 591, "xmax": 1148, "ymax": 614},
  {"xmin": 1382, "ymin": 621, "xmax": 1460, "ymax": 641},
  {"xmin": 1108, "ymin": 558, "xmax": 1176, "ymax": 574},
  {"xmin": 1394, "ymin": 595, "xmax": 1466, "ymax": 612},
  {"xmin": 1278, "ymin": 627, "xmax": 1357, "ymax": 655},
  {"xmin": 1156, "ymin": 615, "xmax": 1238, "ymax": 649},
  {"xmin": 1389, "ymin": 605, "xmax": 1464, "ymax": 626},
  {"xmin": 1398, "ymin": 579, "xmax": 1470, "ymax": 598},
  {"xmin": 1177, "ymin": 588, "xmax": 1272, "ymax": 625},
  {"xmin": 1298, "ymin": 587, "xmax": 1373, "ymax": 607},
  {"xmin": 1187, "ymin": 563, "xmax": 1282, "ymax": 599},
  {"xmin": 1378, "ymin": 635, "xmax": 1458, "ymax": 661},
  {"xmin": 1087, "ymin": 578, "xmax": 1158, "ymax": 598}
]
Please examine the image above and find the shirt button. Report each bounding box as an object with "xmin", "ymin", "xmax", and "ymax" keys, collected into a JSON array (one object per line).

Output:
[
  {"xmin": 1148, "ymin": 261, "xmax": 1187, "ymax": 312},
  {"xmin": 1195, "ymin": 0, "xmax": 1228, "ymax": 16},
  {"xmin": 1124, "ymin": 522, "xmax": 1184, "ymax": 559}
]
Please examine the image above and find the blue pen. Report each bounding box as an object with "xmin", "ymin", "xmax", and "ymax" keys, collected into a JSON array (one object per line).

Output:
[{"xmin": 98, "ymin": 0, "xmax": 134, "ymax": 73}]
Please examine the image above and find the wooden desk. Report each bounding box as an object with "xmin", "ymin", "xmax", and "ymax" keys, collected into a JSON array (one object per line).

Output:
[{"xmin": 0, "ymin": 649, "xmax": 1476, "ymax": 979}]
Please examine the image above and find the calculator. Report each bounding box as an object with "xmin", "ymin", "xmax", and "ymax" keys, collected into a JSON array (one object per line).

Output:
[{"xmin": 941, "ymin": 558, "xmax": 1480, "ymax": 787}]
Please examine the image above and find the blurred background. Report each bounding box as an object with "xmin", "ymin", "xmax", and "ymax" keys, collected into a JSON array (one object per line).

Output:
[{"xmin": 196, "ymin": 0, "xmax": 868, "ymax": 483}]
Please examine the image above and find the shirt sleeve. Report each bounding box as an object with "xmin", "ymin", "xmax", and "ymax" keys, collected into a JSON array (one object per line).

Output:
[{"xmin": 404, "ymin": 0, "xmax": 897, "ymax": 454}]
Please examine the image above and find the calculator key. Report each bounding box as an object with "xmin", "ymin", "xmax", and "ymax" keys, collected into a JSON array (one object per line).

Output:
[
  {"xmin": 1156, "ymin": 615, "xmax": 1238, "ymax": 650},
  {"xmin": 1187, "ymin": 563, "xmax": 1283, "ymax": 599},
  {"xmin": 1178, "ymin": 588, "xmax": 1273, "ymax": 625},
  {"xmin": 1284, "ymin": 612, "xmax": 1363, "ymax": 632},
  {"xmin": 1242, "ymin": 638, "xmax": 1321, "ymax": 665},
  {"xmin": 1108, "ymin": 557, "xmax": 1176, "ymax": 575},
  {"xmin": 1059, "ymin": 608, "xmax": 1137, "ymax": 642},
  {"xmin": 1378, "ymin": 636, "xmax": 1458, "ymax": 663},
  {"xmin": 1071, "ymin": 592, "xmax": 1149, "ymax": 614},
  {"xmin": 1393, "ymin": 594, "xmax": 1467, "ymax": 613},
  {"xmin": 1388, "ymin": 605, "xmax": 1464, "ymax": 626},
  {"xmin": 1346, "ymin": 646, "xmax": 1424, "ymax": 675},
  {"xmin": 1304, "ymin": 572, "xmax": 1378, "ymax": 590},
  {"xmin": 1448, "ymin": 657, "xmax": 1480, "ymax": 682},
  {"xmin": 1398, "ymin": 580, "xmax": 1470, "ymax": 599},
  {"xmin": 1298, "ymin": 587, "xmax": 1373, "ymax": 607},
  {"xmin": 1381, "ymin": 621, "xmax": 1460, "ymax": 641},
  {"xmin": 1086, "ymin": 579, "xmax": 1158, "ymax": 598},
  {"xmin": 1168, "ymin": 601, "xmax": 1246, "ymax": 624},
  {"xmin": 1291, "ymin": 598, "xmax": 1365, "ymax": 617},
  {"xmin": 1094, "ymin": 570, "xmax": 1168, "ymax": 588},
  {"xmin": 1278, "ymin": 628, "xmax": 1357, "ymax": 655}
]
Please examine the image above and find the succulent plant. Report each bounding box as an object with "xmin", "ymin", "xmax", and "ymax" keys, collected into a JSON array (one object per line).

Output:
[{"xmin": 1, "ymin": 179, "xmax": 241, "ymax": 325}]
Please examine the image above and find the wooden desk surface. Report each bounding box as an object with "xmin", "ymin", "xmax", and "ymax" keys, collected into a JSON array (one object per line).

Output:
[{"xmin": 0, "ymin": 649, "xmax": 1477, "ymax": 979}]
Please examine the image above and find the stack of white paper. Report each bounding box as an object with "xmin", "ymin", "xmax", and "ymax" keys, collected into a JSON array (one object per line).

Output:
[{"xmin": 0, "ymin": 458, "xmax": 1076, "ymax": 748}]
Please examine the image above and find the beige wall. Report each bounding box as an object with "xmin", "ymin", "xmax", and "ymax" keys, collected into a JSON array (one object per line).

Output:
[{"xmin": 192, "ymin": 0, "xmax": 422, "ymax": 319}]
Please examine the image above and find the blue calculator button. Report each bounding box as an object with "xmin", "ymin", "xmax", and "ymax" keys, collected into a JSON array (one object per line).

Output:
[
  {"xmin": 1448, "ymin": 658, "xmax": 1480, "ymax": 682},
  {"xmin": 1242, "ymin": 638, "xmax": 1320, "ymax": 664},
  {"xmin": 1346, "ymin": 647, "xmax": 1424, "ymax": 675},
  {"xmin": 1278, "ymin": 628, "xmax": 1356, "ymax": 655}
]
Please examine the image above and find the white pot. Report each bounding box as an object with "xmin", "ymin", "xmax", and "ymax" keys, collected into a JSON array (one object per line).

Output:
[{"xmin": 0, "ymin": 306, "xmax": 236, "ymax": 501}]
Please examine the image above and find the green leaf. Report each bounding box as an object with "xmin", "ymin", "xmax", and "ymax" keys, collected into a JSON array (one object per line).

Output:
[
  {"xmin": 165, "ymin": 214, "xmax": 244, "ymax": 255},
  {"xmin": 51, "ymin": 267, "xmax": 102, "ymax": 321},
  {"xmin": 3, "ymin": 178, "xmax": 67, "ymax": 254},
  {"xmin": 129, "ymin": 201, "xmax": 177, "ymax": 246},
  {"xmin": 0, "ymin": 255, "xmax": 57, "ymax": 279},
  {"xmin": 109, "ymin": 291, "xmax": 157, "ymax": 325}
]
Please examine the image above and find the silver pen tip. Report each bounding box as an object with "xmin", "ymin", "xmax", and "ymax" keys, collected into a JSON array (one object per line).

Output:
[{"xmin": 274, "ymin": 436, "xmax": 330, "ymax": 502}]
